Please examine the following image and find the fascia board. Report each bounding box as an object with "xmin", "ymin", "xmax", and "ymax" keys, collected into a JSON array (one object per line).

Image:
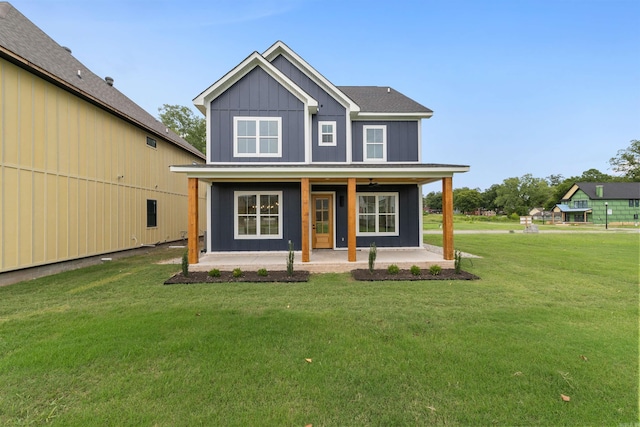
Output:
[
  {"xmin": 170, "ymin": 165, "xmax": 470, "ymax": 180},
  {"xmin": 561, "ymin": 183, "xmax": 580, "ymax": 201},
  {"xmin": 352, "ymin": 112, "xmax": 434, "ymax": 120},
  {"xmin": 193, "ymin": 51, "xmax": 318, "ymax": 114},
  {"xmin": 263, "ymin": 41, "xmax": 360, "ymax": 113}
]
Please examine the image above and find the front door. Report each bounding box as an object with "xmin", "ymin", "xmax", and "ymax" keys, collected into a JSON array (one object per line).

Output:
[{"xmin": 312, "ymin": 194, "xmax": 333, "ymax": 249}]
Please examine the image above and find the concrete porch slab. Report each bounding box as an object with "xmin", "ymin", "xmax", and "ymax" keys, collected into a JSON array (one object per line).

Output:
[{"xmin": 187, "ymin": 246, "xmax": 454, "ymax": 273}]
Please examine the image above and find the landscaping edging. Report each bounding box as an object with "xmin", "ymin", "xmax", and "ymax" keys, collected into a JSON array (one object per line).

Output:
[
  {"xmin": 164, "ymin": 270, "xmax": 309, "ymax": 284},
  {"xmin": 351, "ymin": 268, "xmax": 479, "ymax": 281}
]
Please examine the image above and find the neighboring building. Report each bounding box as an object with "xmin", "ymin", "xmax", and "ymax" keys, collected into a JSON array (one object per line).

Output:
[
  {"xmin": 171, "ymin": 41, "xmax": 469, "ymax": 265},
  {"xmin": 0, "ymin": 2, "xmax": 206, "ymax": 281},
  {"xmin": 553, "ymin": 182, "xmax": 640, "ymax": 225}
]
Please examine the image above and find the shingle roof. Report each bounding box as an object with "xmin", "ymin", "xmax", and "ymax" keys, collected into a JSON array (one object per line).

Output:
[
  {"xmin": 0, "ymin": 2, "xmax": 204, "ymax": 159},
  {"xmin": 574, "ymin": 182, "xmax": 640, "ymax": 200},
  {"xmin": 337, "ymin": 86, "xmax": 433, "ymax": 114}
]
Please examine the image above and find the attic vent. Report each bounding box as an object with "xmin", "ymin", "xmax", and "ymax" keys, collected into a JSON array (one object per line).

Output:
[
  {"xmin": 62, "ymin": 46, "xmax": 72, "ymax": 54},
  {"xmin": 105, "ymin": 76, "xmax": 114, "ymax": 86},
  {"xmin": 596, "ymin": 185, "xmax": 603, "ymax": 198}
]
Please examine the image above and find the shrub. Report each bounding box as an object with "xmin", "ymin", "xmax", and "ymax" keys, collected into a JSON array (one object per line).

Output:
[
  {"xmin": 368, "ymin": 242, "xmax": 377, "ymax": 273},
  {"xmin": 387, "ymin": 264, "xmax": 400, "ymax": 275},
  {"xmin": 232, "ymin": 268, "xmax": 243, "ymax": 278},
  {"xmin": 410, "ymin": 265, "xmax": 422, "ymax": 276},
  {"xmin": 287, "ymin": 240, "xmax": 294, "ymax": 276},
  {"xmin": 181, "ymin": 251, "xmax": 189, "ymax": 277},
  {"xmin": 208, "ymin": 268, "xmax": 221, "ymax": 277},
  {"xmin": 257, "ymin": 268, "xmax": 268, "ymax": 277},
  {"xmin": 429, "ymin": 265, "xmax": 442, "ymax": 276},
  {"xmin": 454, "ymin": 250, "xmax": 462, "ymax": 274}
]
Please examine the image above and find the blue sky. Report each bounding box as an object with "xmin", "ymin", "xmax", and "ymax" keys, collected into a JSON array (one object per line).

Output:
[{"xmin": 10, "ymin": 0, "xmax": 640, "ymax": 191}]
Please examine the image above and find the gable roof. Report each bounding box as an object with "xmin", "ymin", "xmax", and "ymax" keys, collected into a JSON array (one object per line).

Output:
[
  {"xmin": 563, "ymin": 182, "xmax": 640, "ymax": 200},
  {"xmin": 0, "ymin": 2, "xmax": 204, "ymax": 159},
  {"xmin": 338, "ymin": 86, "xmax": 433, "ymax": 116},
  {"xmin": 193, "ymin": 51, "xmax": 318, "ymax": 115}
]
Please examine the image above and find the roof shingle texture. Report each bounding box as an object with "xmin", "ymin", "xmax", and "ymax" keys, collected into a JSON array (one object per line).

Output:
[
  {"xmin": 575, "ymin": 182, "xmax": 640, "ymax": 199},
  {"xmin": 0, "ymin": 2, "xmax": 203, "ymax": 158},
  {"xmin": 338, "ymin": 86, "xmax": 433, "ymax": 114}
]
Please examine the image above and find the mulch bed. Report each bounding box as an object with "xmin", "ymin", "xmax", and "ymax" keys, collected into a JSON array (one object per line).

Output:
[
  {"xmin": 352, "ymin": 268, "xmax": 479, "ymax": 281},
  {"xmin": 164, "ymin": 270, "xmax": 309, "ymax": 284}
]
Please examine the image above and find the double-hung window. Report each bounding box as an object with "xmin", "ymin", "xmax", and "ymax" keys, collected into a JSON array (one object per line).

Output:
[
  {"xmin": 356, "ymin": 193, "xmax": 398, "ymax": 236},
  {"xmin": 234, "ymin": 191, "xmax": 282, "ymax": 239},
  {"xmin": 318, "ymin": 121, "xmax": 336, "ymax": 146},
  {"xmin": 234, "ymin": 117, "xmax": 281, "ymax": 157},
  {"xmin": 363, "ymin": 125, "xmax": 386, "ymax": 161}
]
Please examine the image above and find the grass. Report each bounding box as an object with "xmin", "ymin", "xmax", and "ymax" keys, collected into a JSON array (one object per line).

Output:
[
  {"xmin": 423, "ymin": 213, "xmax": 613, "ymax": 231},
  {"xmin": 0, "ymin": 233, "xmax": 638, "ymax": 426}
]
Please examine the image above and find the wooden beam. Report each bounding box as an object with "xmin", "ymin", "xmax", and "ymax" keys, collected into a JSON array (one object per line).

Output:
[
  {"xmin": 348, "ymin": 178, "xmax": 357, "ymax": 262},
  {"xmin": 188, "ymin": 178, "xmax": 199, "ymax": 264},
  {"xmin": 442, "ymin": 177, "xmax": 454, "ymax": 260},
  {"xmin": 301, "ymin": 178, "xmax": 310, "ymax": 262}
]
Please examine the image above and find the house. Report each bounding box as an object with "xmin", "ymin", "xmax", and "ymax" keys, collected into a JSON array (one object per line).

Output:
[
  {"xmin": 171, "ymin": 41, "xmax": 470, "ymax": 265},
  {"xmin": 0, "ymin": 2, "xmax": 207, "ymax": 283},
  {"xmin": 553, "ymin": 182, "xmax": 640, "ymax": 225}
]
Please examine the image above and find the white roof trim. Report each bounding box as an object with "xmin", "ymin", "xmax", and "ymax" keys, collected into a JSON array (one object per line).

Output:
[
  {"xmin": 193, "ymin": 51, "xmax": 318, "ymax": 115},
  {"xmin": 262, "ymin": 41, "xmax": 360, "ymax": 113},
  {"xmin": 352, "ymin": 112, "xmax": 434, "ymax": 120}
]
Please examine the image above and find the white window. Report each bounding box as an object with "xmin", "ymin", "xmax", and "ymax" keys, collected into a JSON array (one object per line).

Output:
[
  {"xmin": 356, "ymin": 193, "xmax": 398, "ymax": 236},
  {"xmin": 363, "ymin": 125, "xmax": 386, "ymax": 161},
  {"xmin": 234, "ymin": 191, "xmax": 283, "ymax": 239},
  {"xmin": 233, "ymin": 117, "xmax": 282, "ymax": 157},
  {"xmin": 318, "ymin": 121, "xmax": 337, "ymax": 146}
]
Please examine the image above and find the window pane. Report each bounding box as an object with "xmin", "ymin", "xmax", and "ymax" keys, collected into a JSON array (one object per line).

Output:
[
  {"xmin": 366, "ymin": 128, "xmax": 383, "ymax": 143},
  {"xmin": 260, "ymin": 195, "xmax": 279, "ymax": 214},
  {"xmin": 238, "ymin": 138, "xmax": 256, "ymax": 154},
  {"xmin": 259, "ymin": 138, "xmax": 278, "ymax": 154},
  {"xmin": 260, "ymin": 120, "xmax": 278, "ymax": 137},
  {"xmin": 359, "ymin": 214, "xmax": 376, "ymax": 233},
  {"xmin": 322, "ymin": 134, "xmax": 333, "ymax": 143},
  {"xmin": 238, "ymin": 216, "xmax": 257, "ymax": 235},
  {"xmin": 237, "ymin": 120, "xmax": 256, "ymax": 137},
  {"xmin": 260, "ymin": 216, "xmax": 279, "ymax": 235},
  {"xmin": 379, "ymin": 214, "xmax": 396, "ymax": 233},
  {"xmin": 359, "ymin": 196, "xmax": 375, "ymax": 213}
]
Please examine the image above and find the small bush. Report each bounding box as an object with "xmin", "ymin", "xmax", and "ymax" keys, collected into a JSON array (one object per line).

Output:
[
  {"xmin": 208, "ymin": 268, "xmax": 221, "ymax": 277},
  {"xmin": 287, "ymin": 240, "xmax": 294, "ymax": 276},
  {"xmin": 181, "ymin": 251, "xmax": 189, "ymax": 277},
  {"xmin": 232, "ymin": 268, "xmax": 243, "ymax": 278},
  {"xmin": 454, "ymin": 250, "xmax": 462, "ymax": 274},
  {"xmin": 369, "ymin": 242, "xmax": 377, "ymax": 273},
  {"xmin": 410, "ymin": 265, "xmax": 422, "ymax": 276},
  {"xmin": 257, "ymin": 268, "xmax": 268, "ymax": 277},
  {"xmin": 429, "ymin": 265, "xmax": 442, "ymax": 276},
  {"xmin": 387, "ymin": 264, "xmax": 400, "ymax": 275}
]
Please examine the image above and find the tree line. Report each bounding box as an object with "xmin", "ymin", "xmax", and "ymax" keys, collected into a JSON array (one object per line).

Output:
[{"xmin": 425, "ymin": 140, "xmax": 640, "ymax": 216}]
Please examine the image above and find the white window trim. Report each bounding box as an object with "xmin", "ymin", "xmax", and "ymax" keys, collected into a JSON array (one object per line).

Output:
[
  {"xmin": 356, "ymin": 192, "xmax": 399, "ymax": 236},
  {"xmin": 233, "ymin": 116, "xmax": 282, "ymax": 158},
  {"xmin": 318, "ymin": 121, "xmax": 337, "ymax": 146},
  {"xmin": 234, "ymin": 191, "xmax": 283, "ymax": 239},
  {"xmin": 363, "ymin": 125, "xmax": 387, "ymax": 162}
]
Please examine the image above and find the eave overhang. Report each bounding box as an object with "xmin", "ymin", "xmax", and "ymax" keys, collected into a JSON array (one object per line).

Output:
[{"xmin": 170, "ymin": 163, "xmax": 470, "ymax": 185}]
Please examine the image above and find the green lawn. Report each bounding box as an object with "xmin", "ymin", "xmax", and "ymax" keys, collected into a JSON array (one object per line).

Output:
[
  {"xmin": 0, "ymin": 233, "xmax": 638, "ymax": 426},
  {"xmin": 423, "ymin": 214, "xmax": 610, "ymax": 231}
]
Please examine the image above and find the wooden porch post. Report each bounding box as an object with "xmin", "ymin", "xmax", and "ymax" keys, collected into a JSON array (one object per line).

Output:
[
  {"xmin": 301, "ymin": 178, "xmax": 310, "ymax": 262},
  {"xmin": 347, "ymin": 177, "xmax": 357, "ymax": 262},
  {"xmin": 188, "ymin": 177, "xmax": 199, "ymax": 264},
  {"xmin": 442, "ymin": 177, "xmax": 454, "ymax": 261}
]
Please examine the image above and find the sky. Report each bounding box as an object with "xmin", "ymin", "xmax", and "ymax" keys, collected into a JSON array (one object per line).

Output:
[{"xmin": 8, "ymin": 0, "xmax": 640, "ymax": 192}]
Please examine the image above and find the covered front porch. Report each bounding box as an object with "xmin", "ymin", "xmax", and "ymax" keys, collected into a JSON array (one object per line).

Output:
[
  {"xmin": 187, "ymin": 246, "xmax": 452, "ymax": 273},
  {"xmin": 170, "ymin": 164, "xmax": 469, "ymax": 268}
]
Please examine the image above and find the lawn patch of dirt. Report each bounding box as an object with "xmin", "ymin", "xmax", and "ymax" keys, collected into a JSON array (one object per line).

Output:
[
  {"xmin": 352, "ymin": 268, "xmax": 479, "ymax": 281},
  {"xmin": 164, "ymin": 270, "xmax": 309, "ymax": 284}
]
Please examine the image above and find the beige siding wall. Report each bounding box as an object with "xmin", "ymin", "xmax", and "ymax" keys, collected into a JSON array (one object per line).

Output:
[{"xmin": 0, "ymin": 59, "xmax": 206, "ymax": 273}]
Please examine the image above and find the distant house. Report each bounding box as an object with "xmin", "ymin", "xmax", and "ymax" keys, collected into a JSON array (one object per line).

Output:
[
  {"xmin": 0, "ymin": 2, "xmax": 207, "ymax": 282},
  {"xmin": 553, "ymin": 182, "xmax": 640, "ymax": 225},
  {"xmin": 171, "ymin": 41, "xmax": 470, "ymax": 265}
]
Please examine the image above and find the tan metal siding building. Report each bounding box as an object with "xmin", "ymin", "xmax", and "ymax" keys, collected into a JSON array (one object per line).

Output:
[{"xmin": 0, "ymin": 2, "xmax": 206, "ymax": 277}]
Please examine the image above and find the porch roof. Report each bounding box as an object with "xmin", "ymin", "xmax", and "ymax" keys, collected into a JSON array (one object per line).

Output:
[
  {"xmin": 554, "ymin": 204, "xmax": 592, "ymax": 213},
  {"xmin": 170, "ymin": 163, "xmax": 470, "ymax": 184}
]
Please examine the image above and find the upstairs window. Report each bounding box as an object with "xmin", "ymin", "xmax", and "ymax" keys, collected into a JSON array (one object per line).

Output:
[
  {"xmin": 629, "ymin": 199, "xmax": 639, "ymax": 207},
  {"xmin": 233, "ymin": 117, "xmax": 281, "ymax": 157},
  {"xmin": 146, "ymin": 136, "xmax": 157, "ymax": 148},
  {"xmin": 318, "ymin": 121, "xmax": 337, "ymax": 146},
  {"xmin": 363, "ymin": 125, "xmax": 386, "ymax": 161},
  {"xmin": 573, "ymin": 200, "xmax": 588, "ymax": 208}
]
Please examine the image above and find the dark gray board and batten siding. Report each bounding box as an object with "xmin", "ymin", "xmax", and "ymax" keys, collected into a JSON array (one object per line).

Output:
[
  {"xmin": 208, "ymin": 67, "xmax": 305, "ymax": 163},
  {"xmin": 351, "ymin": 121, "xmax": 420, "ymax": 162}
]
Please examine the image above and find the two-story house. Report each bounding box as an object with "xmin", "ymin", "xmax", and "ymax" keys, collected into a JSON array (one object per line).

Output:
[
  {"xmin": 553, "ymin": 182, "xmax": 640, "ymax": 225},
  {"xmin": 171, "ymin": 41, "xmax": 469, "ymax": 266}
]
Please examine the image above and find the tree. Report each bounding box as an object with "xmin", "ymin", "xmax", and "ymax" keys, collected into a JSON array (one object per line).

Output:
[
  {"xmin": 453, "ymin": 187, "xmax": 483, "ymax": 214},
  {"xmin": 609, "ymin": 140, "xmax": 640, "ymax": 181},
  {"xmin": 424, "ymin": 191, "xmax": 442, "ymax": 212},
  {"xmin": 494, "ymin": 174, "xmax": 552, "ymax": 216},
  {"xmin": 158, "ymin": 104, "xmax": 206, "ymax": 154},
  {"xmin": 481, "ymin": 184, "xmax": 500, "ymax": 211}
]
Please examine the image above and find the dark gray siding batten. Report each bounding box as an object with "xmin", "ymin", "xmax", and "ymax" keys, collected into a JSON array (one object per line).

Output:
[{"xmin": 352, "ymin": 121, "xmax": 420, "ymax": 162}]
